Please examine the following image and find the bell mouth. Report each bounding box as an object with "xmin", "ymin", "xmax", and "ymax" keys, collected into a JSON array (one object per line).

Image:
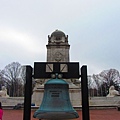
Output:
[{"xmin": 33, "ymin": 111, "xmax": 79, "ymax": 119}]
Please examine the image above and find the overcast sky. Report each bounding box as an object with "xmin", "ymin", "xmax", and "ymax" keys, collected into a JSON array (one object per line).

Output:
[{"xmin": 0, "ymin": 0, "xmax": 120, "ymax": 75}]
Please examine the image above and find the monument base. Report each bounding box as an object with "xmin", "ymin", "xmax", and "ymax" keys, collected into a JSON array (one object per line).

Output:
[
  {"xmin": 0, "ymin": 96, "xmax": 120, "ymax": 109},
  {"xmin": 0, "ymin": 97, "xmax": 24, "ymax": 107},
  {"xmin": 89, "ymin": 96, "xmax": 120, "ymax": 106},
  {"xmin": 32, "ymin": 81, "xmax": 81, "ymax": 107}
]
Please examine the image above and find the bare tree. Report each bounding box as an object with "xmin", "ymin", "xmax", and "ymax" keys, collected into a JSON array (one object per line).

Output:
[
  {"xmin": 99, "ymin": 69, "xmax": 120, "ymax": 87},
  {"xmin": 1, "ymin": 62, "xmax": 24, "ymax": 97},
  {"xmin": 93, "ymin": 74, "xmax": 102, "ymax": 89},
  {"xmin": 0, "ymin": 70, "xmax": 4, "ymax": 90},
  {"xmin": 20, "ymin": 66, "xmax": 26, "ymax": 96},
  {"xmin": 20, "ymin": 66, "xmax": 26, "ymax": 84},
  {"xmin": 92, "ymin": 69, "xmax": 120, "ymax": 96}
]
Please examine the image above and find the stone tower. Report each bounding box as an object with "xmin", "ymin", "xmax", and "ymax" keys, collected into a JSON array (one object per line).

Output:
[
  {"xmin": 32, "ymin": 30, "xmax": 81, "ymax": 107},
  {"xmin": 46, "ymin": 30, "xmax": 70, "ymax": 62}
]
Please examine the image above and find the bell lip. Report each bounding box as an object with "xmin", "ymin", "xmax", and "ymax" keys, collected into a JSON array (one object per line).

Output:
[{"xmin": 33, "ymin": 111, "xmax": 79, "ymax": 119}]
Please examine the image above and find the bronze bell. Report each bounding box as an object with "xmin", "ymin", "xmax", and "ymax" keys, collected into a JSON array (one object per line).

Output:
[{"xmin": 33, "ymin": 75, "xmax": 79, "ymax": 119}]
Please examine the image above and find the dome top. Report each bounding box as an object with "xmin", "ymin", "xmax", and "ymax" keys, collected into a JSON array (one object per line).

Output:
[{"xmin": 51, "ymin": 29, "xmax": 65, "ymax": 37}]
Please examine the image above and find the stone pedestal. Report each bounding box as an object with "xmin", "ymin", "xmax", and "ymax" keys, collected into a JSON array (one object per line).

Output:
[
  {"xmin": 69, "ymin": 88, "xmax": 81, "ymax": 107},
  {"xmin": 0, "ymin": 97, "xmax": 24, "ymax": 106},
  {"xmin": 32, "ymin": 79, "xmax": 81, "ymax": 107},
  {"xmin": 89, "ymin": 96, "xmax": 120, "ymax": 106},
  {"xmin": 32, "ymin": 87, "xmax": 44, "ymax": 106}
]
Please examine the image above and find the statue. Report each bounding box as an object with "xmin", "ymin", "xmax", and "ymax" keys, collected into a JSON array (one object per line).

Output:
[
  {"xmin": 107, "ymin": 85, "xmax": 120, "ymax": 97},
  {"xmin": 0, "ymin": 86, "xmax": 9, "ymax": 97}
]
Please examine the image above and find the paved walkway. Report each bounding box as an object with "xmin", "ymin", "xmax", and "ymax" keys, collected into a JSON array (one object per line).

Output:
[{"xmin": 2, "ymin": 108, "xmax": 120, "ymax": 120}]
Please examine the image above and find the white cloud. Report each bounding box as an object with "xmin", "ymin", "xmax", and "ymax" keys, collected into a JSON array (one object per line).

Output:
[
  {"xmin": 0, "ymin": 27, "xmax": 46, "ymax": 69},
  {"xmin": 0, "ymin": 27, "xmax": 44, "ymax": 53}
]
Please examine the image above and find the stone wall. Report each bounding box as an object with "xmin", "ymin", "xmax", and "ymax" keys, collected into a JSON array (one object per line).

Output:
[
  {"xmin": 89, "ymin": 96, "xmax": 120, "ymax": 106},
  {"xmin": 0, "ymin": 97, "xmax": 24, "ymax": 106},
  {"xmin": 0, "ymin": 96, "xmax": 120, "ymax": 108}
]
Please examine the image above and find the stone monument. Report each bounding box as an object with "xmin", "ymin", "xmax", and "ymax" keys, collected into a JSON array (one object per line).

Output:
[
  {"xmin": 107, "ymin": 85, "xmax": 120, "ymax": 97},
  {"xmin": 32, "ymin": 30, "xmax": 81, "ymax": 106},
  {"xmin": 0, "ymin": 86, "xmax": 9, "ymax": 97}
]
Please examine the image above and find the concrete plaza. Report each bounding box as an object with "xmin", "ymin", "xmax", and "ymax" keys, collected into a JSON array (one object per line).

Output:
[{"xmin": 2, "ymin": 108, "xmax": 120, "ymax": 120}]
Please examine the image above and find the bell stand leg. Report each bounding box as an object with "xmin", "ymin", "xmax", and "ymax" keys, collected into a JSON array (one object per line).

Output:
[
  {"xmin": 81, "ymin": 66, "xmax": 90, "ymax": 120},
  {"xmin": 23, "ymin": 66, "xmax": 32, "ymax": 120}
]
